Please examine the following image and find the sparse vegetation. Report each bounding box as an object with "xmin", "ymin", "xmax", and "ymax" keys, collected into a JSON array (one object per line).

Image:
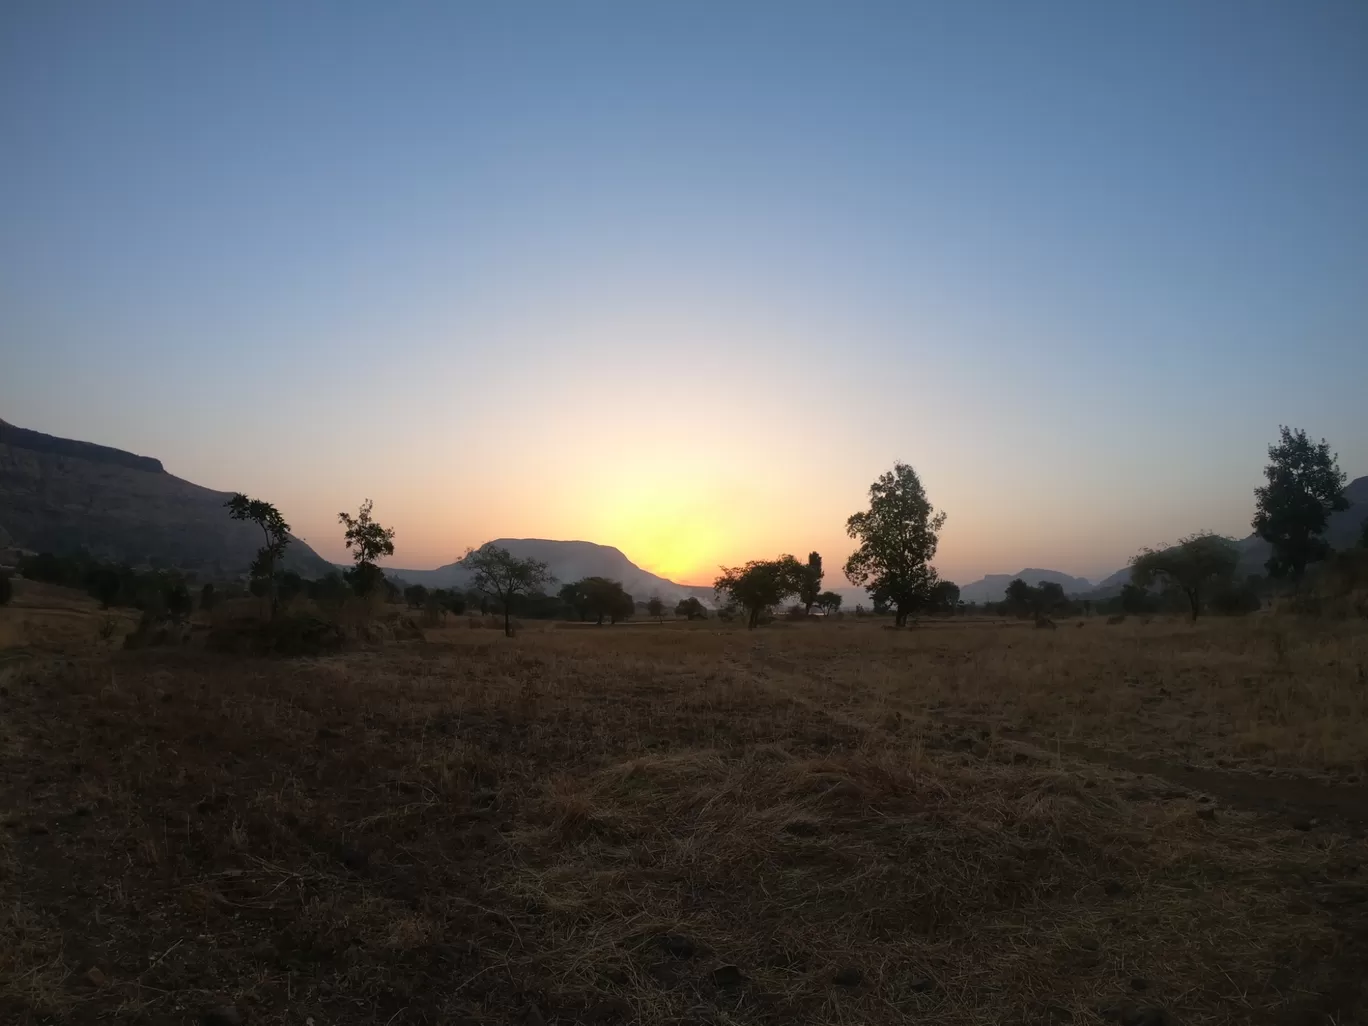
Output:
[{"xmin": 2, "ymin": 610, "xmax": 1366, "ymax": 1026}]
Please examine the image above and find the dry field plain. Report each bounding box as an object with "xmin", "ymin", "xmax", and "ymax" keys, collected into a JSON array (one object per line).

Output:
[{"xmin": 2, "ymin": 599, "xmax": 1366, "ymax": 1026}]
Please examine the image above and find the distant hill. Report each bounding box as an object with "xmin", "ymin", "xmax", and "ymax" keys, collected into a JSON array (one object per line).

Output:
[
  {"xmin": 0, "ymin": 419, "xmax": 334, "ymax": 578},
  {"xmin": 958, "ymin": 569, "xmax": 1094, "ymax": 605},
  {"xmin": 1088, "ymin": 475, "xmax": 1368, "ymax": 597},
  {"xmin": 386, "ymin": 539, "xmax": 716, "ymax": 605}
]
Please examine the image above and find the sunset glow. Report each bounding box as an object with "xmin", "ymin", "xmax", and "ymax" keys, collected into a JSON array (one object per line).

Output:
[{"xmin": 3, "ymin": 3, "xmax": 1365, "ymax": 588}]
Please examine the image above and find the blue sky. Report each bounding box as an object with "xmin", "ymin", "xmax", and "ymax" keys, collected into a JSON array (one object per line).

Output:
[{"xmin": 2, "ymin": 1, "xmax": 1365, "ymax": 583}]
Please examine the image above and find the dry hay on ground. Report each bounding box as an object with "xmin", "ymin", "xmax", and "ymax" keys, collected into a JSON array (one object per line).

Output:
[{"xmin": 1, "ymin": 617, "xmax": 1365, "ymax": 1025}]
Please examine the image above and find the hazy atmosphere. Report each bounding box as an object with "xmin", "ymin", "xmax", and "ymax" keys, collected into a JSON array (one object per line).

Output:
[{"xmin": 4, "ymin": 1, "xmax": 1366, "ymax": 585}]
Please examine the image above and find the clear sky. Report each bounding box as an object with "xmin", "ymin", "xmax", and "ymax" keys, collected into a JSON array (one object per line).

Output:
[{"xmin": 3, "ymin": 1, "xmax": 1366, "ymax": 586}]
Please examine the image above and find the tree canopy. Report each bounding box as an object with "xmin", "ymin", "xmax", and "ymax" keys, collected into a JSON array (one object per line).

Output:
[
  {"xmin": 338, "ymin": 499, "xmax": 396, "ymax": 596},
  {"xmin": 1130, "ymin": 533, "xmax": 1240, "ymax": 621},
  {"xmin": 714, "ymin": 555, "xmax": 806, "ymax": 628},
  {"xmin": 799, "ymin": 551, "xmax": 823, "ymax": 615},
  {"xmin": 225, "ymin": 492, "xmax": 291, "ymax": 616},
  {"xmin": 674, "ymin": 596, "xmax": 707, "ymax": 620},
  {"xmin": 1252, "ymin": 426, "xmax": 1348, "ymax": 581},
  {"xmin": 844, "ymin": 462, "xmax": 946, "ymax": 626},
  {"xmin": 463, "ymin": 544, "xmax": 554, "ymax": 636},
  {"xmin": 816, "ymin": 590, "xmax": 843, "ymax": 615}
]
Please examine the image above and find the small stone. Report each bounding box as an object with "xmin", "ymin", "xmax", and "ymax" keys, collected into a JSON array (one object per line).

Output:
[
  {"xmin": 833, "ymin": 966, "xmax": 862, "ymax": 987},
  {"xmin": 202, "ymin": 1006, "xmax": 243, "ymax": 1026},
  {"xmin": 84, "ymin": 966, "xmax": 108, "ymax": 987},
  {"xmin": 1196, "ymin": 807, "xmax": 1216, "ymax": 821},
  {"xmin": 909, "ymin": 976, "xmax": 933, "ymax": 992},
  {"xmin": 711, "ymin": 964, "xmax": 746, "ymax": 988}
]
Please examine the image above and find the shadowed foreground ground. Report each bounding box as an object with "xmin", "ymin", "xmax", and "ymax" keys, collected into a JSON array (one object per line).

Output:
[{"xmin": 2, "ymin": 615, "xmax": 1366, "ymax": 1025}]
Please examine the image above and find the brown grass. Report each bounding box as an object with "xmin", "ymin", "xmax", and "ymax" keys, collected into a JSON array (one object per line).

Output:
[{"xmin": 1, "ymin": 609, "xmax": 1365, "ymax": 1025}]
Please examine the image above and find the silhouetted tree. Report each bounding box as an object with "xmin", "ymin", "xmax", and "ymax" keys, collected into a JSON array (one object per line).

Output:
[
  {"xmin": 559, "ymin": 581, "xmax": 589, "ymax": 620},
  {"xmin": 816, "ymin": 590, "xmax": 843, "ymax": 615},
  {"xmin": 404, "ymin": 583, "xmax": 429, "ymax": 609},
  {"xmin": 1119, "ymin": 583, "xmax": 1153, "ymax": 615},
  {"xmin": 1130, "ymin": 533, "xmax": 1239, "ymax": 621},
  {"xmin": 646, "ymin": 595, "xmax": 665, "ymax": 621},
  {"xmin": 929, "ymin": 580, "xmax": 960, "ymax": 613},
  {"xmin": 1005, "ymin": 578, "xmax": 1033, "ymax": 617},
  {"xmin": 844, "ymin": 462, "xmax": 946, "ymax": 627},
  {"xmin": 675, "ymin": 596, "xmax": 707, "ymax": 620},
  {"xmin": 1037, "ymin": 581, "xmax": 1066, "ymax": 615},
  {"xmin": 463, "ymin": 544, "xmax": 553, "ymax": 637},
  {"xmin": 226, "ymin": 493, "xmax": 292, "ymax": 617},
  {"xmin": 611, "ymin": 588, "xmax": 635, "ymax": 623},
  {"xmin": 338, "ymin": 499, "xmax": 396, "ymax": 596},
  {"xmin": 1253, "ymin": 427, "xmax": 1348, "ymax": 582},
  {"xmin": 800, "ymin": 551, "xmax": 823, "ymax": 615},
  {"xmin": 714, "ymin": 555, "xmax": 806, "ymax": 629}
]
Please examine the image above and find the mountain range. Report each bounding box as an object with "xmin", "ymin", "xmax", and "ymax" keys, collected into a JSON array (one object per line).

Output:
[
  {"xmin": 0, "ymin": 418, "xmax": 334, "ymax": 577},
  {"xmin": 956, "ymin": 569, "xmax": 1096, "ymax": 604},
  {"xmin": 384, "ymin": 540, "xmax": 716, "ymax": 605},
  {"xmin": 4, "ymin": 418, "xmax": 1365, "ymax": 601}
]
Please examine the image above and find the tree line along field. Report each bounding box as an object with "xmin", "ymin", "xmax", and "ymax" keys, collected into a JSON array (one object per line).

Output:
[{"xmin": 2, "ymin": 607, "xmax": 1366, "ymax": 1026}]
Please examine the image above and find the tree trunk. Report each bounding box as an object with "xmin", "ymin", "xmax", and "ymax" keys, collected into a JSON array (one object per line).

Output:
[
  {"xmin": 895, "ymin": 607, "xmax": 907, "ymax": 627},
  {"xmin": 503, "ymin": 596, "xmax": 513, "ymax": 637},
  {"xmin": 748, "ymin": 605, "xmax": 760, "ymax": 629},
  {"xmin": 1186, "ymin": 587, "xmax": 1199, "ymax": 622}
]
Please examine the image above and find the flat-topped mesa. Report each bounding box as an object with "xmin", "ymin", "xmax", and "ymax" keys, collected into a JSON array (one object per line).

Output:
[{"xmin": 0, "ymin": 421, "xmax": 164, "ymax": 474}]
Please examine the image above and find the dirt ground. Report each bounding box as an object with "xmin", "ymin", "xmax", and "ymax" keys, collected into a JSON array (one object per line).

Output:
[{"xmin": 1, "ymin": 609, "xmax": 1366, "ymax": 1025}]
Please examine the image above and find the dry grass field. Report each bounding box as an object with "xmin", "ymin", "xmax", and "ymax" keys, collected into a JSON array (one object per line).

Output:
[{"xmin": 2, "ymin": 603, "xmax": 1366, "ymax": 1026}]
